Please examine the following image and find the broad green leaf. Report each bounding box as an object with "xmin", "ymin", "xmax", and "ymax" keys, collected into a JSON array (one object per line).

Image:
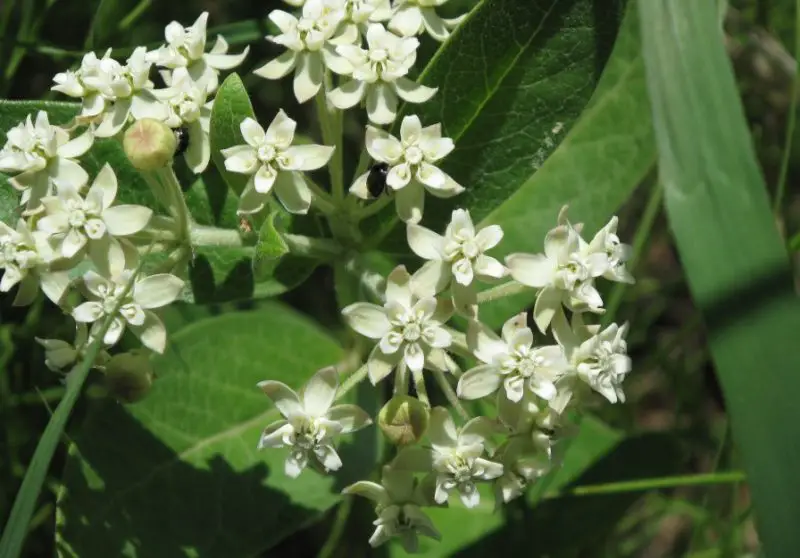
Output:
[
  {"xmin": 210, "ymin": 73, "xmax": 256, "ymax": 196},
  {"xmin": 183, "ymin": 163, "xmax": 240, "ymax": 230},
  {"xmin": 638, "ymin": 1, "xmax": 800, "ymax": 554},
  {"xmin": 253, "ymin": 209, "xmax": 291, "ymax": 278},
  {"xmin": 56, "ymin": 303, "xmax": 376, "ymax": 557},
  {"xmin": 368, "ymin": 0, "xmax": 625, "ymax": 246}
]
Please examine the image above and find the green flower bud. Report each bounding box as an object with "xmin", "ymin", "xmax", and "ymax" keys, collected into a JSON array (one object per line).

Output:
[
  {"xmin": 104, "ymin": 350, "xmax": 154, "ymax": 403},
  {"xmin": 123, "ymin": 118, "xmax": 177, "ymax": 171},
  {"xmin": 378, "ymin": 395, "xmax": 429, "ymax": 446}
]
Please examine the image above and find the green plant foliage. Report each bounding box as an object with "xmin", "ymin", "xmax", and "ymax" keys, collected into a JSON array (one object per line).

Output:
[
  {"xmin": 56, "ymin": 303, "xmax": 377, "ymax": 557},
  {"xmin": 639, "ymin": 0, "xmax": 800, "ymax": 553},
  {"xmin": 209, "ymin": 73, "xmax": 256, "ymax": 197}
]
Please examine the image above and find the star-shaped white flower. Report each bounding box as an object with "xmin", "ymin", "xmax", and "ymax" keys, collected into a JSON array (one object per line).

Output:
[
  {"xmin": 72, "ymin": 268, "xmax": 184, "ymax": 353},
  {"xmin": 0, "ymin": 111, "xmax": 93, "ymax": 212},
  {"xmin": 52, "ymin": 48, "xmax": 168, "ymax": 138},
  {"xmin": 257, "ymin": 366, "xmax": 372, "ymax": 477},
  {"xmin": 505, "ymin": 209, "xmax": 608, "ymax": 333},
  {"xmin": 408, "ymin": 209, "xmax": 505, "ymax": 313},
  {"xmin": 342, "ymin": 265, "xmax": 452, "ymax": 383},
  {"xmin": 147, "ymin": 12, "xmax": 249, "ymax": 94},
  {"xmin": 343, "ymin": 466, "xmax": 440, "ymax": 552},
  {"xmin": 221, "ymin": 111, "xmax": 334, "ymax": 215},
  {"xmin": 254, "ymin": 0, "xmax": 355, "ymax": 103},
  {"xmin": 552, "ymin": 312, "xmax": 631, "ymax": 407},
  {"xmin": 389, "ymin": 0, "xmax": 467, "ymax": 41},
  {"xmin": 37, "ymin": 164, "xmax": 152, "ymax": 272},
  {"xmin": 155, "ymin": 67, "xmax": 212, "ymax": 173},
  {"xmin": 457, "ymin": 313, "xmax": 566, "ymax": 403},
  {"xmin": 393, "ymin": 407, "xmax": 503, "ymax": 508},
  {"xmin": 585, "ymin": 216, "xmax": 634, "ymax": 284},
  {"xmin": 0, "ymin": 219, "xmax": 70, "ymax": 307},
  {"xmin": 342, "ymin": 0, "xmax": 392, "ymax": 36},
  {"xmin": 328, "ymin": 24, "xmax": 436, "ymax": 124},
  {"xmin": 351, "ymin": 115, "xmax": 462, "ymax": 223}
]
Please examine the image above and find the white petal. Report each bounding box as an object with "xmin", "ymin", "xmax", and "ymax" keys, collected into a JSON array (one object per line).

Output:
[
  {"xmin": 368, "ymin": 345, "xmax": 400, "ymax": 384},
  {"xmin": 57, "ymin": 128, "xmax": 94, "ymax": 159},
  {"xmin": 284, "ymin": 453, "xmax": 306, "ymax": 478},
  {"xmin": 403, "ymin": 342, "xmax": 424, "ymax": 372},
  {"xmin": 366, "ymin": 126, "xmax": 402, "ymax": 163},
  {"xmin": 265, "ymin": 109, "xmax": 297, "ymax": 149},
  {"xmin": 389, "ymin": 5, "xmax": 424, "ymax": 36},
  {"xmin": 421, "ymin": 8, "xmax": 450, "ymax": 41},
  {"xmin": 258, "ymin": 380, "xmax": 304, "ymax": 418},
  {"xmin": 474, "ymin": 255, "xmax": 507, "ymax": 279},
  {"xmin": 386, "ymin": 162, "xmax": 412, "ymax": 190},
  {"xmin": 457, "ymin": 365, "xmax": 502, "ymax": 400},
  {"xmin": 73, "ymin": 301, "xmax": 104, "ymax": 323},
  {"xmin": 273, "ymin": 171, "xmax": 311, "ymax": 214},
  {"xmin": 327, "ymin": 404, "xmax": 372, "ymax": 433},
  {"xmin": 281, "ymin": 144, "xmax": 334, "ymax": 171},
  {"xmin": 302, "ymin": 366, "xmax": 338, "ymax": 417},
  {"xmin": 342, "ymin": 302, "xmax": 390, "ymax": 339},
  {"xmin": 327, "ymin": 79, "xmax": 366, "ymax": 110},
  {"xmin": 428, "ymin": 407, "xmax": 458, "ymax": 448},
  {"xmin": 394, "ymin": 77, "xmax": 437, "ymax": 103},
  {"xmin": 222, "ymin": 145, "xmax": 259, "ymax": 174},
  {"xmin": 342, "ymin": 480, "xmax": 386, "ymax": 501},
  {"xmin": 103, "ymin": 205, "xmax": 153, "ymax": 236},
  {"xmin": 476, "ymin": 225, "xmax": 503, "ymax": 251},
  {"xmin": 366, "ymin": 83, "xmax": 397, "ymax": 125},
  {"xmin": 420, "ymin": 136, "xmax": 454, "ymax": 162},
  {"xmin": 467, "ymin": 320, "xmax": 506, "ymax": 364},
  {"xmin": 385, "ymin": 265, "xmax": 413, "ymax": 308},
  {"xmin": 240, "ymin": 117, "xmax": 266, "ymax": 148},
  {"xmin": 533, "ymin": 286, "xmax": 562, "ymax": 333},
  {"xmin": 348, "ymin": 171, "xmax": 370, "ymax": 199},
  {"xmin": 506, "ymin": 253, "xmax": 554, "ymax": 287},
  {"xmin": 88, "ymin": 164, "xmax": 118, "ymax": 209},
  {"xmin": 49, "ymin": 158, "xmax": 89, "ymax": 191},
  {"xmin": 38, "ymin": 272, "xmax": 70, "ymax": 305},
  {"xmin": 236, "ymin": 180, "xmax": 268, "ymax": 215},
  {"xmin": 254, "ymin": 50, "xmax": 298, "ymax": 80},
  {"xmin": 62, "ymin": 228, "xmax": 87, "ymax": 258},
  {"xmin": 395, "ymin": 182, "xmax": 424, "ymax": 224},
  {"xmin": 423, "ymin": 326, "xmax": 451, "ymax": 349},
  {"xmin": 133, "ymin": 273, "xmax": 185, "ymax": 309},
  {"xmin": 205, "ymin": 46, "xmax": 249, "ymax": 70},
  {"xmin": 293, "ymin": 52, "xmax": 323, "ymax": 104},
  {"xmin": 254, "ymin": 164, "xmax": 277, "ymax": 194},
  {"xmin": 314, "ymin": 444, "xmax": 343, "ymax": 472},
  {"xmin": 411, "ymin": 260, "xmax": 450, "ymax": 296},
  {"xmin": 184, "ymin": 120, "xmax": 210, "ymax": 173},
  {"xmin": 258, "ymin": 421, "xmax": 292, "ymax": 449},
  {"xmin": 406, "ymin": 224, "xmax": 444, "ymax": 260}
]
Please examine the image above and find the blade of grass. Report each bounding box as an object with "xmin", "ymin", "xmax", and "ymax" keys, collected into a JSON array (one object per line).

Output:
[
  {"xmin": 774, "ymin": 0, "xmax": 800, "ymax": 215},
  {"xmin": 551, "ymin": 471, "xmax": 746, "ymax": 498},
  {"xmin": 638, "ymin": 1, "xmax": 800, "ymax": 554}
]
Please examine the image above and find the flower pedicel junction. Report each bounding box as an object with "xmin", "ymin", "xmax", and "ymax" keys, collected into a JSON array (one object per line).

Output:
[{"xmin": 0, "ymin": 1, "xmax": 636, "ymax": 553}]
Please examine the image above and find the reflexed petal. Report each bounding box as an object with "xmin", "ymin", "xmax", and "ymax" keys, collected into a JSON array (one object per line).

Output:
[
  {"xmin": 342, "ymin": 302, "xmax": 390, "ymax": 338},
  {"xmin": 457, "ymin": 365, "xmax": 502, "ymax": 399},
  {"xmin": 321, "ymin": 45, "xmax": 352, "ymax": 75},
  {"xmin": 327, "ymin": 79, "xmax": 366, "ymax": 110},
  {"xmin": 421, "ymin": 8, "xmax": 450, "ymax": 41},
  {"xmin": 385, "ymin": 265, "xmax": 413, "ymax": 308},
  {"xmin": 506, "ymin": 253, "xmax": 554, "ymax": 287},
  {"xmin": 12, "ymin": 275, "xmax": 38, "ymax": 306},
  {"xmin": 37, "ymin": 213, "xmax": 69, "ymax": 235},
  {"xmin": 293, "ymin": 52, "xmax": 323, "ymax": 104},
  {"xmin": 342, "ymin": 480, "xmax": 386, "ymax": 501},
  {"xmin": 425, "ymin": 169, "xmax": 463, "ymax": 198},
  {"xmin": 467, "ymin": 320, "xmax": 506, "ymax": 364},
  {"xmin": 62, "ymin": 228, "xmax": 87, "ymax": 258},
  {"xmin": 205, "ymin": 45, "xmax": 249, "ymax": 70},
  {"xmin": 132, "ymin": 273, "xmax": 184, "ymax": 309},
  {"xmin": 258, "ymin": 420, "xmax": 292, "ymax": 449},
  {"xmin": 236, "ymin": 180, "xmax": 268, "ymax": 215},
  {"xmin": 366, "ymin": 126, "xmax": 402, "ymax": 163},
  {"xmin": 268, "ymin": 10, "xmax": 298, "ymax": 34},
  {"xmin": 394, "ymin": 77, "xmax": 437, "ymax": 103},
  {"xmin": 327, "ymin": 404, "xmax": 372, "ymax": 433},
  {"xmin": 366, "ymin": 83, "xmax": 397, "ymax": 125},
  {"xmin": 38, "ymin": 271, "xmax": 70, "ymax": 305},
  {"xmin": 87, "ymin": 164, "xmax": 118, "ymax": 209},
  {"xmin": 265, "ymin": 109, "xmax": 297, "ymax": 149},
  {"xmin": 273, "ymin": 171, "xmax": 311, "ymax": 214},
  {"xmin": 253, "ymin": 164, "xmax": 277, "ymax": 194},
  {"xmin": 184, "ymin": 120, "xmax": 210, "ymax": 173},
  {"xmin": 423, "ymin": 325, "xmax": 451, "ymax": 349},
  {"xmin": 474, "ymin": 255, "xmax": 506, "ymax": 279},
  {"xmin": 403, "ymin": 342, "xmax": 425, "ymax": 372},
  {"xmin": 73, "ymin": 301, "xmax": 104, "ymax": 323},
  {"xmin": 368, "ymin": 345, "xmax": 400, "ymax": 384},
  {"xmin": 395, "ymin": 181, "xmax": 424, "ymax": 223},
  {"xmin": 254, "ymin": 50, "xmax": 297, "ymax": 80},
  {"xmin": 285, "ymin": 453, "xmax": 307, "ymax": 478},
  {"xmin": 222, "ymin": 145, "xmax": 259, "ymax": 174},
  {"xmin": 428, "ymin": 407, "xmax": 458, "ymax": 448},
  {"xmin": 103, "ymin": 205, "xmax": 152, "ymax": 236},
  {"xmin": 49, "ymin": 158, "xmax": 89, "ymax": 191},
  {"xmin": 281, "ymin": 144, "xmax": 334, "ymax": 171},
  {"xmin": 533, "ymin": 286, "xmax": 562, "ymax": 333},
  {"xmin": 411, "ymin": 259, "xmax": 450, "ymax": 296},
  {"xmin": 314, "ymin": 444, "xmax": 343, "ymax": 472},
  {"xmin": 458, "ymin": 484, "xmax": 480, "ymax": 508},
  {"xmin": 240, "ymin": 117, "xmax": 266, "ymax": 148},
  {"xmin": 389, "ymin": 4, "xmax": 424, "ymax": 36},
  {"xmin": 258, "ymin": 380, "xmax": 304, "ymax": 418},
  {"xmin": 406, "ymin": 223, "xmax": 444, "ymax": 260},
  {"xmin": 476, "ymin": 224, "xmax": 503, "ymax": 251},
  {"xmin": 57, "ymin": 128, "xmax": 94, "ymax": 158},
  {"xmin": 348, "ymin": 171, "xmax": 370, "ymax": 199},
  {"xmin": 102, "ymin": 317, "xmax": 126, "ymax": 346},
  {"xmin": 386, "ymin": 162, "xmax": 412, "ymax": 190},
  {"xmin": 419, "ymin": 136, "xmax": 454, "ymax": 161},
  {"xmin": 94, "ymin": 99, "xmax": 132, "ymax": 138},
  {"xmin": 302, "ymin": 366, "xmax": 338, "ymax": 417}
]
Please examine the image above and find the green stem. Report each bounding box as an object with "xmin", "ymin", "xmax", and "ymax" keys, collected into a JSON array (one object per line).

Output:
[
  {"xmin": 394, "ymin": 361, "xmax": 409, "ymax": 396},
  {"xmin": 476, "ymin": 281, "xmax": 531, "ymax": 305},
  {"xmin": 189, "ymin": 224, "xmax": 244, "ymax": 247},
  {"xmin": 155, "ymin": 166, "xmax": 191, "ymax": 243},
  {"xmin": 336, "ymin": 363, "xmax": 369, "ymax": 401},
  {"xmin": 432, "ymin": 369, "xmax": 469, "ymax": 421},
  {"xmin": 774, "ymin": 0, "xmax": 800, "ymax": 215},
  {"xmin": 283, "ymin": 233, "xmax": 343, "ymax": 260},
  {"xmin": 353, "ymin": 195, "xmax": 394, "ymax": 222},
  {"xmin": 412, "ymin": 368, "xmax": 430, "ymax": 407},
  {"xmin": 315, "ymin": 89, "xmax": 344, "ymax": 200},
  {"xmin": 304, "ymin": 175, "xmax": 338, "ymax": 215}
]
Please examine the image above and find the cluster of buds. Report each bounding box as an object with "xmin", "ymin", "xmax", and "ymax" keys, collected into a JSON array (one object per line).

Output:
[{"xmin": 0, "ymin": 12, "xmax": 249, "ymax": 398}]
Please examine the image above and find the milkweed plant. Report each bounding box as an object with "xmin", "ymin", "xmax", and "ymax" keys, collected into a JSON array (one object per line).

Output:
[{"xmin": 0, "ymin": 1, "xmax": 635, "ymax": 553}]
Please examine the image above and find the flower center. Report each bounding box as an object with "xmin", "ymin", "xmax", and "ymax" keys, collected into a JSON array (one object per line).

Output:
[
  {"xmin": 403, "ymin": 322, "xmax": 422, "ymax": 342},
  {"xmin": 448, "ymin": 455, "xmax": 474, "ymax": 483},
  {"xmin": 461, "ymin": 239, "xmax": 479, "ymax": 259},
  {"xmin": 68, "ymin": 208, "xmax": 87, "ymax": 228},
  {"xmin": 258, "ymin": 144, "xmax": 277, "ymax": 162},
  {"xmin": 297, "ymin": 19, "xmax": 314, "ymax": 32},
  {"xmin": 12, "ymin": 245, "xmax": 39, "ymax": 269},
  {"xmin": 404, "ymin": 145, "xmax": 423, "ymax": 165}
]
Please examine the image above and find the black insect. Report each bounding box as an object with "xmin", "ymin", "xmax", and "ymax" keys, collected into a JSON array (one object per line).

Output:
[
  {"xmin": 174, "ymin": 126, "xmax": 190, "ymax": 156},
  {"xmin": 366, "ymin": 162, "xmax": 390, "ymax": 198}
]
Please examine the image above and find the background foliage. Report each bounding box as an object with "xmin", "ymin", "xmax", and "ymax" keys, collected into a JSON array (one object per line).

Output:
[{"xmin": 0, "ymin": 0, "xmax": 799, "ymax": 556}]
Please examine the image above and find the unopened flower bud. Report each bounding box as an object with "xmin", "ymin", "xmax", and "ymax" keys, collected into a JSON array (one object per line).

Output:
[
  {"xmin": 104, "ymin": 350, "xmax": 154, "ymax": 403},
  {"xmin": 378, "ymin": 395, "xmax": 429, "ymax": 446},
  {"xmin": 123, "ymin": 118, "xmax": 177, "ymax": 170}
]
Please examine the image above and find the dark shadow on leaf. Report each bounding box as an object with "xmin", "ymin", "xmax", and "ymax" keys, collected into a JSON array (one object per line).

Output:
[{"xmin": 591, "ymin": 0, "xmax": 624, "ymax": 80}]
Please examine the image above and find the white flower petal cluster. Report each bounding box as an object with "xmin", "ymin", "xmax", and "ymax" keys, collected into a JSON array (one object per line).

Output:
[
  {"xmin": 389, "ymin": 0, "xmax": 466, "ymax": 41},
  {"xmin": 329, "ymin": 23, "xmax": 436, "ymax": 124},
  {"xmin": 505, "ymin": 209, "xmax": 634, "ymax": 333},
  {"xmin": 147, "ymin": 12, "xmax": 249, "ymax": 94},
  {"xmin": 342, "ymin": 265, "xmax": 452, "ymax": 383},
  {"xmin": 351, "ymin": 115, "xmax": 462, "ymax": 222},
  {"xmin": 53, "ymin": 48, "xmax": 168, "ymax": 138},
  {"xmin": 344, "ymin": 466, "xmax": 440, "ymax": 552},
  {"xmin": 37, "ymin": 164, "xmax": 152, "ymax": 273},
  {"xmin": 72, "ymin": 268, "xmax": 184, "ymax": 353},
  {"xmin": 257, "ymin": 366, "xmax": 372, "ymax": 477},
  {"xmin": 0, "ymin": 111, "xmax": 93, "ymax": 212},
  {"xmin": 222, "ymin": 111, "xmax": 334, "ymax": 215},
  {"xmin": 254, "ymin": 0, "xmax": 354, "ymax": 104},
  {"xmin": 36, "ymin": 322, "xmax": 110, "ymax": 372},
  {"xmin": 343, "ymin": 0, "xmax": 392, "ymax": 32}
]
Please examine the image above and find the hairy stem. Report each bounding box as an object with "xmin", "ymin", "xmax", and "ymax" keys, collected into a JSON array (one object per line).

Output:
[
  {"xmin": 154, "ymin": 166, "xmax": 191, "ymax": 243},
  {"xmin": 315, "ymin": 89, "xmax": 344, "ymax": 200},
  {"xmin": 189, "ymin": 224, "xmax": 244, "ymax": 247},
  {"xmin": 432, "ymin": 369, "xmax": 469, "ymax": 421},
  {"xmin": 336, "ymin": 363, "xmax": 369, "ymax": 401},
  {"xmin": 476, "ymin": 281, "xmax": 531, "ymax": 304},
  {"xmin": 304, "ymin": 175, "xmax": 338, "ymax": 215},
  {"xmin": 412, "ymin": 368, "xmax": 430, "ymax": 407},
  {"xmin": 283, "ymin": 233, "xmax": 343, "ymax": 260},
  {"xmin": 394, "ymin": 361, "xmax": 409, "ymax": 396}
]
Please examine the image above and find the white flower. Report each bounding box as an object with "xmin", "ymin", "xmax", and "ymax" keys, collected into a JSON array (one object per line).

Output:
[
  {"xmin": 328, "ymin": 24, "xmax": 436, "ymax": 124},
  {"xmin": 389, "ymin": 0, "xmax": 467, "ymax": 41},
  {"xmin": 393, "ymin": 407, "xmax": 503, "ymax": 508},
  {"xmin": 505, "ymin": 209, "xmax": 607, "ymax": 333},
  {"xmin": 342, "ymin": 265, "xmax": 452, "ymax": 383},
  {"xmin": 351, "ymin": 116, "xmax": 462, "ymax": 223},
  {"xmin": 585, "ymin": 216, "xmax": 634, "ymax": 284},
  {"xmin": 343, "ymin": 0, "xmax": 392, "ymax": 30},
  {"xmin": 457, "ymin": 313, "xmax": 566, "ymax": 403},
  {"xmin": 37, "ymin": 164, "xmax": 152, "ymax": 272},
  {"xmin": 254, "ymin": 0, "xmax": 354, "ymax": 104},
  {"xmin": 221, "ymin": 111, "xmax": 334, "ymax": 215},
  {"xmin": 257, "ymin": 366, "xmax": 372, "ymax": 477},
  {"xmin": 72, "ymin": 269, "xmax": 184, "ymax": 353},
  {"xmin": 156, "ymin": 67, "xmax": 212, "ymax": 173},
  {"xmin": 35, "ymin": 323, "xmax": 110, "ymax": 372},
  {"xmin": 0, "ymin": 219, "xmax": 70, "ymax": 306},
  {"xmin": 52, "ymin": 48, "xmax": 168, "ymax": 138},
  {"xmin": 0, "ymin": 111, "xmax": 93, "ymax": 212},
  {"xmin": 552, "ymin": 312, "xmax": 631, "ymax": 406},
  {"xmin": 408, "ymin": 209, "xmax": 505, "ymax": 313},
  {"xmin": 343, "ymin": 466, "xmax": 440, "ymax": 552},
  {"xmin": 147, "ymin": 12, "xmax": 249, "ymax": 94}
]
